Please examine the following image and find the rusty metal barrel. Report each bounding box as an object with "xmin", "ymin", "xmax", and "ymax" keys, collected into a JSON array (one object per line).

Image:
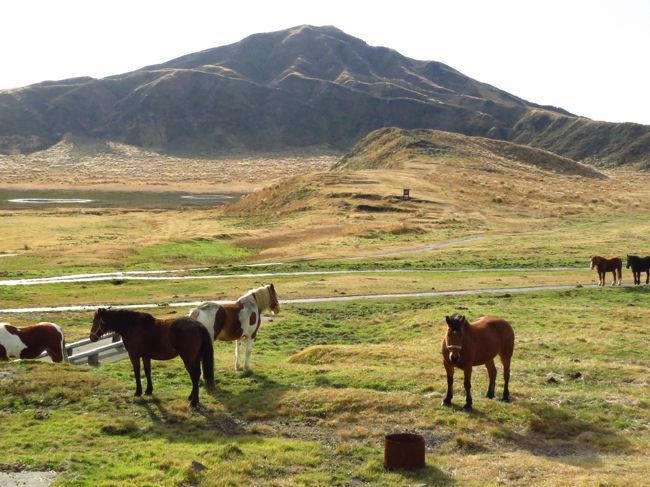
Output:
[{"xmin": 384, "ymin": 433, "xmax": 425, "ymax": 470}]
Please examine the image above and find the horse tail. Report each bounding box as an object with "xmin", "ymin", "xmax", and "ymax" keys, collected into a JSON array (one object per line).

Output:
[
  {"xmin": 53, "ymin": 324, "xmax": 69, "ymax": 364},
  {"xmin": 198, "ymin": 324, "xmax": 215, "ymax": 392},
  {"xmin": 61, "ymin": 335, "xmax": 69, "ymax": 364}
]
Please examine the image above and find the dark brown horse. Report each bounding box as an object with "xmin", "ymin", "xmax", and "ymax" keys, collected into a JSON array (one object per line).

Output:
[
  {"xmin": 0, "ymin": 322, "xmax": 68, "ymax": 363},
  {"xmin": 90, "ymin": 308, "xmax": 215, "ymax": 407},
  {"xmin": 590, "ymin": 256, "xmax": 622, "ymax": 286},
  {"xmin": 626, "ymin": 255, "xmax": 650, "ymax": 285},
  {"xmin": 441, "ymin": 314, "xmax": 514, "ymax": 410}
]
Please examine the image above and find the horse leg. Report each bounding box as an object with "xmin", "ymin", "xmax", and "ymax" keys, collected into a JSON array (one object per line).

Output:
[
  {"xmin": 45, "ymin": 346, "xmax": 63, "ymax": 363},
  {"xmin": 189, "ymin": 361, "xmax": 201, "ymax": 407},
  {"xmin": 128, "ymin": 352, "xmax": 143, "ymax": 397},
  {"xmin": 442, "ymin": 362, "xmax": 454, "ymax": 406},
  {"xmin": 485, "ymin": 359, "xmax": 496, "ymax": 399},
  {"xmin": 143, "ymin": 356, "xmax": 153, "ymax": 395},
  {"xmin": 234, "ymin": 340, "xmax": 244, "ymax": 371},
  {"xmin": 646, "ymin": 270, "xmax": 649, "ymax": 285},
  {"xmin": 599, "ymin": 271, "xmax": 604, "ymax": 286},
  {"xmin": 180, "ymin": 354, "xmax": 201, "ymax": 406},
  {"xmin": 462, "ymin": 367, "xmax": 473, "ymax": 410},
  {"xmin": 244, "ymin": 337, "xmax": 255, "ymax": 372},
  {"xmin": 611, "ymin": 270, "xmax": 616, "ymax": 286},
  {"xmin": 500, "ymin": 353, "xmax": 511, "ymax": 402}
]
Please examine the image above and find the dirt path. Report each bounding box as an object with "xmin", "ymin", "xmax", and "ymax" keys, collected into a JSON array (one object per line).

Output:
[{"xmin": 0, "ymin": 265, "xmax": 585, "ymax": 287}]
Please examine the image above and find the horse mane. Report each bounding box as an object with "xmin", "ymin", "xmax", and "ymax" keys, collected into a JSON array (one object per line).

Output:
[
  {"xmin": 240, "ymin": 285, "xmax": 272, "ymax": 311},
  {"xmin": 101, "ymin": 308, "xmax": 155, "ymax": 332}
]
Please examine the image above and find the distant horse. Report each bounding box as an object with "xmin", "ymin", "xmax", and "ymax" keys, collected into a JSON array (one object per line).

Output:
[
  {"xmin": 90, "ymin": 308, "xmax": 215, "ymax": 407},
  {"xmin": 0, "ymin": 322, "xmax": 68, "ymax": 363},
  {"xmin": 626, "ymin": 255, "xmax": 650, "ymax": 285},
  {"xmin": 590, "ymin": 256, "xmax": 622, "ymax": 286},
  {"xmin": 188, "ymin": 284, "xmax": 280, "ymax": 372},
  {"xmin": 441, "ymin": 314, "xmax": 514, "ymax": 410}
]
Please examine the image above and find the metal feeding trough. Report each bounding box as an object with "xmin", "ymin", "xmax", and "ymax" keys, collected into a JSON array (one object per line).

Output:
[{"xmin": 384, "ymin": 433, "xmax": 425, "ymax": 470}]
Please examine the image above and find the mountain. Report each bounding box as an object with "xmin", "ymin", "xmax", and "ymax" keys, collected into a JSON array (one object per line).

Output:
[{"xmin": 1, "ymin": 25, "xmax": 649, "ymax": 166}]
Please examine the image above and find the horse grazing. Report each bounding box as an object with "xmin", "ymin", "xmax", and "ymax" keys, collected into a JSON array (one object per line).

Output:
[
  {"xmin": 188, "ymin": 284, "xmax": 280, "ymax": 372},
  {"xmin": 441, "ymin": 314, "xmax": 514, "ymax": 410},
  {"xmin": 90, "ymin": 308, "xmax": 215, "ymax": 407},
  {"xmin": 626, "ymin": 255, "xmax": 650, "ymax": 285},
  {"xmin": 590, "ymin": 256, "xmax": 622, "ymax": 286},
  {"xmin": 0, "ymin": 322, "xmax": 68, "ymax": 363}
]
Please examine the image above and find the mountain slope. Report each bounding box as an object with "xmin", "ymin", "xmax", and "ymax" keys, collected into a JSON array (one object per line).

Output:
[{"xmin": 1, "ymin": 25, "xmax": 649, "ymax": 166}]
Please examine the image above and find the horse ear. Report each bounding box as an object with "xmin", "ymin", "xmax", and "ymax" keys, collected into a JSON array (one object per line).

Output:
[{"xmin": 445, "ymin": 315, "xmax": 452, "ymax": 326}]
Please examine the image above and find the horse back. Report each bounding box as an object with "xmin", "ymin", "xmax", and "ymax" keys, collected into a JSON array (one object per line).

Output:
[{"xmin": 470, "ymin": 316, "xmax": 515, "ymax": 357}]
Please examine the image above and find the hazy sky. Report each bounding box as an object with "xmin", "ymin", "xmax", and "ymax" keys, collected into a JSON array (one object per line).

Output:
[{"xmin": 2, "ymin": 0, "xmax": 649, "ymax": 124}]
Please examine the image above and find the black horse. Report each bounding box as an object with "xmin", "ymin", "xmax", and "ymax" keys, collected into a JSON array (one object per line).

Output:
[{"xmin": 626, "ymin": 255, "xmax": 650, "ymax": 285}]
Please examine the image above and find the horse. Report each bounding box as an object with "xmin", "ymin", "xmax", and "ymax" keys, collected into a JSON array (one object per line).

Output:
[
  {"xmin": 188, "ymin": 284, "xmax": 280, "ymax": 373},
  {"xmin": 441, "ymin": 314, "xmax": 514, "ymax": 411},
  {"xmin": 0, "ymin": 322, "xmax": 68, "ymax": 363},
  {"xmin": 590, "ymin": 256, "xmax": 622, "ymax": 286},
  {"xmin": 626, "ymin": 255, "xmax": 650, "ymax": 285},
  {"xmin": 90, "ymin": 308, "xmax": 215, "ymax": 407}
]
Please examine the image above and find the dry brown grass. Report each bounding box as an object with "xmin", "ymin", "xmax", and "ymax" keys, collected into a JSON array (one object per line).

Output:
[{"xmin": 0, "ymin": 137, "xmax": 336, "ymax": 192}]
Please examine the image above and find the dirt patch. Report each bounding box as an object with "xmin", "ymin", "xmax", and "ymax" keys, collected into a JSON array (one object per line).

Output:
[
  {"xmin": 0, "ymin": 471, "xmax": 57, "ymax": 486},
  {"xmin": 356, "ymin": 204, "xmax": 410, "ymax": 213}
]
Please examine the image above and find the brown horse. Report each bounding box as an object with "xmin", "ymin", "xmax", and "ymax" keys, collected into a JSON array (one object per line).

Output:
[
  {"xmin": 188, "ymin": 284, "xmax": 280, "ymax": 372},
  {"xmin": 441, "ymin": 314, "xmax": 514, "ymax": 410},
  {"xmin": 590, "ymin": 255, "xmax": 622, "ymax": 286},
  {"xmin": 0, "ymin": 322, "xmax": 68, "ymax": 363},
  {"xmin": 90, "ymin": 308, "xmax": 215, "ymax": 407}
]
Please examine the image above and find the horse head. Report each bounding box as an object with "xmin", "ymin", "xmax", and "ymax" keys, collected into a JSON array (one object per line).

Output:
[
  {"xmin": 626, "ymin": 255, "xmax": 636, "ymax": 269},
  {"xmin": 589, "ymin": 256, "xmax": 598, "ymax": 270},
  {"xmin": 444, "ymin": 314, "xmax": 468, "ymax": 364},
  {"xmin": 267, "ymin": 283, "xmax": 280, "ymax": 314},
  {"xmin": 90, "ymin": 308, "xmax": 108, "ymax": 342}
]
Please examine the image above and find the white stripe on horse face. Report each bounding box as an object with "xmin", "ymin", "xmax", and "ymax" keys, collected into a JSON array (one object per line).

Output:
[{"xmin": 0, "ymin": 323, "xmax": 28, "ymax": 358}]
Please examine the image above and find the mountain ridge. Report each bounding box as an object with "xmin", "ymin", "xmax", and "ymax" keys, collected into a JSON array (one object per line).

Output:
[{"xmin": 1, "ymin": 24, "xmax": 649, "ymax": 166}]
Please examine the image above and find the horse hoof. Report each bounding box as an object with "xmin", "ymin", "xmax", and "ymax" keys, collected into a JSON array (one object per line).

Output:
[
  {"xmin": 486, "ymin": 392, "xmax": 495, "ymax": 399},
  {"xmin": 134, "ymin": 391, "xmax": 142, "ymax": 397},
  {"xmin": 462, "ymin": 404, "xmax": 473, "ymax": 411},
  {"xmin": 501, "ymin": 396, "xmax": 510, "ymax": 402},
  {"xmin": 145, "ymin": 390, "xmax": 153, "ymax": 396}
]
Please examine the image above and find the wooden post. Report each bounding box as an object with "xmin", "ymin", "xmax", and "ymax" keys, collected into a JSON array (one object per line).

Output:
[
  {"xmin": 88, "ymin": 354, "xmax": 100, "ymax": 366},
  {"xmin": 403, "ymin": 188, "xmax": 410, "ymax": 201}
]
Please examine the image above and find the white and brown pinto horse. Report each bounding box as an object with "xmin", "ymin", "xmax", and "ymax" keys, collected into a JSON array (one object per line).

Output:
[
  {"xmin": 188, "ymin": 284, "xmax": 280, "ymax": 372},
  {"xmin": 590, "ymin": 256, "xmax": 622, "ymax": 286},
  {"xmin": 0, "ymin": 322, "xmax": 68, "ymax": 363}
]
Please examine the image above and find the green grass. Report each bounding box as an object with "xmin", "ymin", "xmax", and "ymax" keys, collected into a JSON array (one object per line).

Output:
[
  {"xmin": 1, "ymin": 288, "xmax": 649, "ymax": 485},
  {"xmin": 132, "ymin": 238, "xmax": 255, "ymax": 266}
]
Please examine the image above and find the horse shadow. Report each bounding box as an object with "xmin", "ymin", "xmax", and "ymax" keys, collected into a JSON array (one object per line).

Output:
[
  {"xmin": 211, "ymin": 370, "xmax": 292, "ymax": 420},
  {"xmin": 485, "ymin": 398, "xmax": 632, "ymax": 465}
]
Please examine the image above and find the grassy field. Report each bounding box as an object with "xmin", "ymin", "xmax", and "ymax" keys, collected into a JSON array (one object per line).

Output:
[
  {"xmin": 1, "ymin": 289, "xmax": 649, "ymax": 485},
  {"xmin": 2, "ymin": 132, "xmax": 650, "ymax": 485}
]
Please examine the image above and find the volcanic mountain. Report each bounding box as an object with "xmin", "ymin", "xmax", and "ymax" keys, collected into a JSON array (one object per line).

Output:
[{"xmin": 1, "ymin": 25, "xmax": 649, "ymax": 166}]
